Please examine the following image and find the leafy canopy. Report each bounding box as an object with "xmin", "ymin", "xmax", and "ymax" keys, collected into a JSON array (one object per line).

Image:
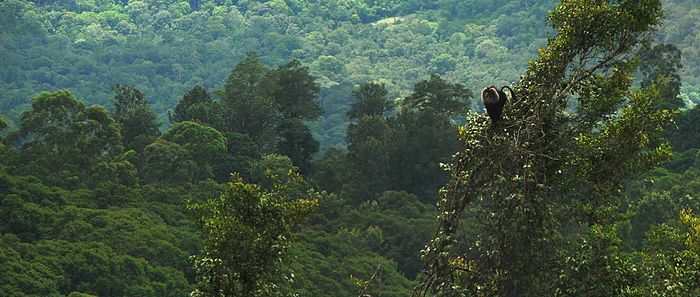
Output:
[
  {"xmin": 189, "ymin": 172, "xmax": 318, "ymax": 297},
  {"xmin": 418, "ymin": 0, "xmax": 672, "ymax": 295}
]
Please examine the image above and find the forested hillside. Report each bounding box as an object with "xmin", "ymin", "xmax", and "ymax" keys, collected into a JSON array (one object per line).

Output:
[
  {"xmin": 1, "ymin": 0, "xmax": 700, "ymax": 296},
  {"xmin": 2, "ymin": 0, "xmax": 700, "ymax": 150}
]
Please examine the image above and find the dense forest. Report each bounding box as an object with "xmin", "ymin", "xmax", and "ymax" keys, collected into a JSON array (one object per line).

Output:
[
  {"xmin": 1, "ymin": 0, "xmax": 699, "ymax": 296},
  {"xmin": 2, "ymin": 0, "xmax": 700, "ymax": 150}
]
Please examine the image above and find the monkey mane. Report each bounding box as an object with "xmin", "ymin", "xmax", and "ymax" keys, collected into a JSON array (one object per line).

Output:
[{"xmin": 482, "ymin": 87, "xmax": 500, "ymax": 105}]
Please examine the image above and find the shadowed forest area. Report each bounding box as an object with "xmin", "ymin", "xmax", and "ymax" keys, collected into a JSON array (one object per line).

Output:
[{"xmin": 0, "ymin": 0, "xmax": 699, "ymax": 296}]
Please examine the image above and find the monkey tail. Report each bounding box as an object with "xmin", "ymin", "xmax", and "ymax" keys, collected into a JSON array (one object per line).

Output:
[{"xmin": 500, "ymin": 86, "xmax": 515, "ymax": 101}]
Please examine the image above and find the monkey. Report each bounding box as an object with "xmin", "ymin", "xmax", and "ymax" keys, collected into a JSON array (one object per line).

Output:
[{"xmin": 481, "ymin": 86, "xmax": 513, "ymax": 122}]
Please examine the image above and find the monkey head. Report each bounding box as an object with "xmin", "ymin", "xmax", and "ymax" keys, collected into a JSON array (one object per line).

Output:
[{"xmin": 482, "ymin": 86, "xmax": 500, "ymax": 105}]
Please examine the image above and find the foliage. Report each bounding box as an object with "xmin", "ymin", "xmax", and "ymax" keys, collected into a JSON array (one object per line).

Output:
[
  {"xmin": 419, "ymin": 0, "xmax": 674, "ymax": 295},
  {"xmin": 170, "ymin": 85, "xmax": 215, "ymax": 124},
  {"xmin": 338, "ymin": 191, "xmax": 436, "ymax": 278},
  {"xmin": 666, "ymin": 106, "xmax": 700, "ymax": 151},
  {"xmin": 7, "ymin": 90, "xmax": 123, "ymax": 187},
  {"xmin": 0, "ymin": 172, "xmax": 200, "ymax": 297},
  {"xmin": 0, "ymin": 235, "xmax": 190, "ymax": 297},
  {"xmin": 3, "ymin": 0, "xmax": 699, "ymax": 152},
  {"xmin": 0, "ymin": 1, "xmax": 698, "ymax": 296},
  {"xmin": 220, "ymin": 52, "xmax": 280, "ymax": 148},
  {"xmin": 639, "ymin": 43, "xmax": 685, "ymax": 110},
  {"xmin": 160, "ymin": 121, "xmax": 227, "ymax": 182},
  {"xmin": 288, "ymin": 229, "xmax": 414, "ymax": 297},
  {"xmin": 275, "ymin": 118, "xmax": 319, "ymax": 174},
  {"xmin": 310, "ymin": 148, "xmax": 349, "ymax": 194},
  {"xmin": 403, "ymin": 74, "xmax": 472, "ymax": 116},
  {"xmin": 342, "ymin": 75, "xmax": 464, "ymax": 204},
  {"xmin": 629, "ymin": 209, "xmax": 700, "ymax": 296},
  {"xmin": 210, "ymin": 52, "xmax": 323, "ymax": 173},
  {"xmin": 188, "ymin": 172, "xmax": 318, "ymax": 297},
  {"xmin": 270, "ymin": 60, "xmax": 323, "ymax": 120},
  {"xmin": 345, "ymin": 115, "xmax": 394, "ymax": 202},
  {"xmin": 0, "ymin": 0, "xmax": 551, "ymax": 152},
  {"xmin": 142, "ymin": 140, "xmax": 197, "ymax": 185},
  {"xmin": 112, "ymin": 84, "xmax": 160, "ymax": 153},
  {"xmin": 347, "ymin": 82, "xmax": 392, "ymax": 120},
  {"xmin": 211, "ymin": 132, "xmax": 262, "ymax": 183}
]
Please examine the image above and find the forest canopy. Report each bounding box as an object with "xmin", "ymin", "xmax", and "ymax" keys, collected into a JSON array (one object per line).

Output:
[
  {"xmin": 1, "ymin": 0, "xmax": 700, "ymax": 151},
  {"xmin": 0, "ymin": 0, "xmax": 699, "ymax": 296}
]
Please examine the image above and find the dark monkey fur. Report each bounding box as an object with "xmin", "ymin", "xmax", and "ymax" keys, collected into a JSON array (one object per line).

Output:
[{"xmin": 481, "ymin": 86, "xmax": 513, "ymax": 122}]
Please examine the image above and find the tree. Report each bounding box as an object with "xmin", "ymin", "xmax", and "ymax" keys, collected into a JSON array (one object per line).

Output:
[
  {"xmin": 189, "ymin": 173, "xmax": 317, "ymax": 297},
  {"xmin": 79, "ymin": 106, "xmax": 122, "ymax": 154},
  {"xmin": 275, "ymin": 118, "xmax": 319, "ymax": 174},
  {"xmin": 160, "ymin": 121, "xmax": 227, "ymax": 182},
  {"xmin": 633, "ymin": 209, "xmax": 700, "ymax": 296},
  {"xmin": 0, "ymin": 143, "xmax": 13, "ymax": 172},
  {"xmin": 342, "ymin": 78, "xmax": 466, "ymax": 203},
  {"xmin": 270, "ymin": 60, "xmax": 323, "ymax": 120},
  {"xmin": 211, "ymin": 132, "xmax": 261, "ymax": 182},
  {"xmin": 347, "ymin": 82, "xmax": 392, "ymax": 120},
  {"xmin": 112, "ymin": 84, "xmax": 160, "ymax": 153},
  {"xmin": 118, "ymin": 104, "xmax": 160, "ymax": 153},
  {"xmin": 639, "ymin": 43, "xmax": 685, "ymax": 110},
  {"xmin": 310, "ymin": 148, "xmax": 349, "ymax": 194},
  {"xmin": 248, "ymin": 154, "xmax": 299, "ymax": 190},
  {"xmin": 169, "ymin": 85, "xmax": 218, "ymax": 125},
  {"xmin": 667, "ymin": 106, "xmax": 700, "ymax": 151},
  {"xmin": 142, "ymin": 140, "xmax": 195, "ymax": 184},
  {"xmin": 15, "ymin": 90, "xmax": 89, "ymax": 153},
  {"xmin": 403, "ymin": 74, "xmax": 471, "ymax": 116},
  {"xmin": 219, "ymin": 54, "xmax": 323, "ymax": 162},
  {"xmin": 113, "ymin": 83, "xmax": 147, "ymax": 117},
  {"xmin": 338, "ymin": 190, "xmax": 437, "ymax": 278},
  {"xmin": 388, "ymin": 108, "xmax": 460, "ymax": 202},
  {"xmin": 220, "ymin": 52, "xmax": 279, "ymax": 149},
  {"xmin": 418, "ymin": 1, "xmax": 670, "ymax": 295},
  {"xmin": 11, "ymin": 90, "xmax": 123, "ymax": 185},
  {"xmin": 345, "ymin": 115, "xmax": 395, "ymax": 202}
]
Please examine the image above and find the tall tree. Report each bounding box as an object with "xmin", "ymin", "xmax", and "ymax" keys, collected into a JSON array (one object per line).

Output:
[
  {"xmin": 639, "ymin": 43, "xmax": 684, "ymax": 110},
  {"xmin": 418, "ymin": 1, "xmax": 670, "ymax": 295},
  {"xmin": 211, "ymin": 132, "xmax": 262, "ymax": 182},
  {"xmin": 345, "ymin": 115, "xmax": 395, "ymax": 202},
  {"xmin": 112, "ymin": 84, "xmax": 160, "ymax": 153},
  {"xmin": 11, "ymin": 90, "xmax": 123, "ymax": 186},
  {"xmin": 342, "ymin": 79, "xmax": 467, "ymax": 203},
  {"xmin": 113, "ymin": 83, "xmax": 147, "ymax": 118},
  {"xmin": 270, "ymin": 60, "xmax": 323, "ymax": 120},
  {"xmin": 160, "ymin": 121, "xmax": 227, "ymax": 183},
  {"xmin": 220, "ymin": 52, "xmax": 279, "ymax": 150},
  {"xmin": 142, "ymin": 140, "xmax": 195, "ymax": 185},
  {"xmin": 16, "ymin": 90, "xmax": 88, "ymax": 152},
  {"xmin": 275, "ymin": 118, "xmax": 319, "ymax": 174},
  {"xmin": 169, "ymin": 85, "xmax": 219, "ymax": 126},
  {"xmin": 667, "ymin": 106, "xmax": 700, "ymax": 151},
  {"xmin": 189, "ymin": 173, "xmax": 317, "ymax": 297},
  {"xmin": 347, "ymin": 82, "xmax": 392, "ymax": 120},
  {"xmin": 388, "ymin": 108, "xmax": 460, "ymax": 202},
  {"xmin": 310, "ymin": 148, "xmax": 349, "ymax": 194},
  {"xmin": 403, "ymin": 74, "xmax": 472, "ymax": 116}
]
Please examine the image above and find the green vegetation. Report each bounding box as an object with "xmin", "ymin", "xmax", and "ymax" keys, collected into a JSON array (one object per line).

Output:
[
  {"xmin": 418, "ymin": 1, "xmax": 700, "ymax": 296},
  {"xmin": 0, "ymin": 52, "xmax": 459, "ymax": 295},
  {"xmin": 2, "ymin": 0, "xmax": 699, "ymax": 151},
  {"xmin": 189, "ymin": 173, "xmax": 318, "ymax": 297},
  {"xmin": 0, "ymin": 0, "xmax": 699, "ymax": 296}
]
